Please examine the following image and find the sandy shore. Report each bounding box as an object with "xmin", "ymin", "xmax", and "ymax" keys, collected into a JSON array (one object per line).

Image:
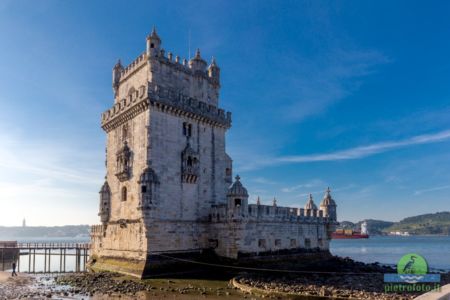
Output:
[{"xmin": 0, "ymin": 271, "xmax": 36, "ymax": 300}]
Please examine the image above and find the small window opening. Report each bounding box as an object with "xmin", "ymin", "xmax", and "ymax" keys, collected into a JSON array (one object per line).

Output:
[
  {"xmin": 141, "ymin": 185, "xmax": 147, "ymax": 193},
  {"xmin": 258, "ymin": 239, "xmax": 266, "ymax": 248},
  {"xmin": 121, "ymin": 187, "xmax": 127, "ymax": 201},
  {"xmin": 150, "ymin": 43, "xmax": 155, "ymax": 48},
  {"xmin": 187, "ymin": 156, "xmax": 193, "ymax": 167},
  {"xmin": 234, "ymin": 198, "xmax": 242, "ymax": 207},
  {"xmin": 290, "ymin": 239, "xmax": 297, "ymax": 247},
  {"xmin": 305, "ymin": 238, "xmax": 311, "ymax": 249}
]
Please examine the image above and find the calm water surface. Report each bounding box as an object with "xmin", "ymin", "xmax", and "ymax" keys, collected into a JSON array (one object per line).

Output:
[
  {"xmin": 330, "ymin": 235, "xmax": 450, "ymax": 270},
  {"xmin": 2, "ymin": 236, "xmax": 450, "ymax": 272}
]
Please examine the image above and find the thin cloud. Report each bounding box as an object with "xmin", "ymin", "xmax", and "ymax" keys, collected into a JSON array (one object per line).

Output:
[
  {"xmin": 237, "ymin": 129, "xmax": 450, "ymax": 171},
  {"xmin": 281, "ymin": 179, "xmax": 324, "ymax": 193},
  {"xmin": 278, "ymin": 129, "xmax": 450, "ymax": 163},
  {"xmin": 414, "ymin": 185, "xmax": 450, "ymax": 195}
]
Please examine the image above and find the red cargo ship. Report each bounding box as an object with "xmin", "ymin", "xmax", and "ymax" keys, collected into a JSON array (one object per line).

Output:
[
  {"xmin": 332, "ymin": 225, "xmax": 369, "ymax": 239},
  {"xmin": 332, "ymin": 230, "xmax": 369, "ymax": 239}
]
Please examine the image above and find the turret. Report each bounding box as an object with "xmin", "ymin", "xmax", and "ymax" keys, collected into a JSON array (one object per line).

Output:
[
  {"xmin": 99, "ymin": 181, "xmax": 111, "ymax": 224},
  {"xmin": 304, "ymin": 194, "xmax": 318, "ymax": 217},
  {"xmin": 208, "ymin": 57, "xmax": 220, "ymax": 87},
  {"xmin": 227, "ymin": 175, "xmax": 249, "ymax": 218},
  {"xmin": 319, "ymin": 187, "xmax": 337, "ymax": 221},
  {"xmin": 146, "ymin": 26, "xmax": 161, "ymax": 57},
  {"xmin": 138, "ymin": 167, "xmax": 159, "ymax": 210},
  {"xmin": 112, "ymin": 59, "xmax": 124, "ymax": 97},
  {"xmin": 189, "ymin": 49, "xmax": 207, "ymax": 74}
]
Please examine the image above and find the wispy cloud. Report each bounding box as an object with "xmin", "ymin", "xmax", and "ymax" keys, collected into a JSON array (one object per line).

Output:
[
  {"xmin": 278, "ymin": 129, "xmax": 450, "ymax": 163},
  {"xmin": 237, "ymin": 129, "xmax": 450, "ymax": 171},
  {"xmin": 252, "ymin": 177, "xmax": 278, "ymax": 185},
  {"xmin": 414, "ymin": 185, "xmax": 450, "ymax": 195},
  {"xmin": 281, "ymin": 179, "xmax": 324, "ymax": 193},
  {"xmin": 0, "ymin": 132, "xmax": 103, "ymax": 186}
]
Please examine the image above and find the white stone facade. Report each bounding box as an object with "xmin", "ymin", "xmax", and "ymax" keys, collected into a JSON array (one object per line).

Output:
[{"xmin": 90, "ymin": 28, "xmax": 338, "ymax": 277}]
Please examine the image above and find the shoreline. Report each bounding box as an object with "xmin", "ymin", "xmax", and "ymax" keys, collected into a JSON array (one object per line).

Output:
[{"xmin": 1, "ymin": 256, "xmax": 449, "ymax": 300}]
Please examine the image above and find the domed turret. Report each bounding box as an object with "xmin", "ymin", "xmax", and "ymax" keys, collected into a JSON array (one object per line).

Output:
[
  {"xmin": 227, "ymin": 175, "xmax": 249, "ymax": 218},
  {"xmin": 304, "ymin": 194, "xmax": 318, "ymax": 217},
  {"xmin": 189, "ymin": 49, "xmax": 207, "ymax": 74},
  {"xmin": 98, "ymin": 181, "xmax": 111, "ymax": 224},
  {"xmin": 305, "ymin": 194, "xmax": 317, "ymax": 210},
  {"xmin": 208, "ymin": 57, "xmax": 220, "ymax": 86},
  {"xmin": 227, "ymin": 175, "xmax": 248, "ymax": 197},
  {"xmin": 319, "ymin": 187, "xmax": 337, "ymax": 221},
  {"xmin": 138, "ymin": 167, "xmax": 159, "ymax": 210},
  {"xmin": 112, "ymin": 59, "xmax": 124, "ymax": 96},
  {"xmin": 146, "ymin": 26, "xmax": 162, "ymax": 57}
]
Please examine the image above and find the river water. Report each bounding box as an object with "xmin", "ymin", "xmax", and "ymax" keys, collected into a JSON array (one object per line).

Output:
[
  {"xmin": 330, "ymin": 235, "xmax": 450, "ymax": 271},
  {"xmin": 2, "ymin": 235, "xmax": 450, "ymax": 272}
]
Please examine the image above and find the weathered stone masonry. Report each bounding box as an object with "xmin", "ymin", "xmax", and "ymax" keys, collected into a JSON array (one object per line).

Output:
[{"xmin": 90, "ymin": 28, "xmax": 338, "ymax": 278}]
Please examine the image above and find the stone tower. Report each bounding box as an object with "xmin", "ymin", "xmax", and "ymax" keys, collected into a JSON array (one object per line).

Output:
[
  {"xmin": 91, "ymin": 27, "xmax": 232, "ymax": 277},
  {"xmin": 90, "ymin": 28, "xmax": 338, "ymax": 278}
]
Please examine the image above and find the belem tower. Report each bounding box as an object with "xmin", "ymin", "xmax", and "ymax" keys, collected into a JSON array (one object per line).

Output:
[{"xmin": 90, "ymin": 28, "xmax": 338, "ymax": 277}]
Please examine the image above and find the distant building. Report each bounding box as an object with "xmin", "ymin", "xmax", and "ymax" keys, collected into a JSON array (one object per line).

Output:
[
  {"xmin": 90, "ymin": 28, "xmax": 338, "ymax": 278},
  {"xmin": 22, "ymin": 218, "xmax": 26, "ymax": 227}
]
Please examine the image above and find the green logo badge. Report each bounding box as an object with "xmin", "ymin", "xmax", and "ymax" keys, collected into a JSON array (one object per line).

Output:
[{"xmin": 397, "ymin": 253, "xmax": 428, "ymax": 275}]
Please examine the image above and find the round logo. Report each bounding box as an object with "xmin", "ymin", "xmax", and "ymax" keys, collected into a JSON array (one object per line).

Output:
[{"xmin": 397, "ymin": 253, "xmax": 428, "ymax": 274}]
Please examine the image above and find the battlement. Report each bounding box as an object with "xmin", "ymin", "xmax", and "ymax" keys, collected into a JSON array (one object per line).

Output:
[
  {"xmin": 148, "ymin": 83, "xmax": 231, "ymax": 127},
  {"xmin": 210, "ymin": 203, "xmax": 329, "ymax": 223},
  {"xmin": 101, "ymin": 81, "xmax": 231, "ymax": 132},
  {"xmin": 119, "ymin": 51, "xmax": 148, "ymax": 81}
]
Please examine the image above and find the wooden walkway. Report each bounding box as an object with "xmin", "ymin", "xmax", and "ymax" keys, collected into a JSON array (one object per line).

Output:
[{"xmin": 0, "ymin": 242, "xmax": 90, "ymax": 273}]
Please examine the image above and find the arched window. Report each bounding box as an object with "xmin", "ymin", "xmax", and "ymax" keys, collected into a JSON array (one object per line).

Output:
[
  {"xmin": 121, "ymin": 187, "xmax": 127, "ymax": 201},
  {"xmin": 187, "ymin": 156, "xmax": 193, "ymax": 167}
]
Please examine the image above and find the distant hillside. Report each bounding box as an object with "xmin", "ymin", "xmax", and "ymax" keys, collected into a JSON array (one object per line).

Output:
[
  {"xmin": 338, "ymin": 219, "xmax": 394, "ymax": 235},
  {"xmin": 383, "ymin": 212, "xmax": 450, "ymax": 235},
  {"xmin": 0, "ymin": 225, "xmax": 90, "ymax": 238}
]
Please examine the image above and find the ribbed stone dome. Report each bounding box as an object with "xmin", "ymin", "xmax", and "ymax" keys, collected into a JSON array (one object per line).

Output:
[
  {"xmin": 99, "ymin": 181, "xmax": 110, "ymax": 193},
  {"xmin": 227, "ymin": 175, "xmax": 248, "ymax": 197},
  {"xmin": 320, "ymin": 187, "xmax": 336, "ymax": 206},
  {"xmin": 305, "ymin": 194, "xmax": 317, "ymax": 210}
]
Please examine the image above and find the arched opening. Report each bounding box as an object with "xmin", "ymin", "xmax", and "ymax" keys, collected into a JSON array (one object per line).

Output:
[
  {"xmin": 187, "ymin": 156, "xmax": 193, "ymax": 167},
  {"xmin": 121, "ymin": 187, "xmax": 127, "ymax": 201}
]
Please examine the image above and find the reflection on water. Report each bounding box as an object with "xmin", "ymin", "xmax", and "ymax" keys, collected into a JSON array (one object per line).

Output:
[
  {"xmin": 331, "ymin": 235, "xmax": 450, "ymax": 270},
  {"xmin": 0, "ymin": 237, "xmax": 89, "ymax": 273}
]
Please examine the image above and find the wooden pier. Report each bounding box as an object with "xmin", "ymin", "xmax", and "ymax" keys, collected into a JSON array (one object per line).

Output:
[{"xmin": 0, "ymin": 242, "xmax": 90, "ymax": 273}]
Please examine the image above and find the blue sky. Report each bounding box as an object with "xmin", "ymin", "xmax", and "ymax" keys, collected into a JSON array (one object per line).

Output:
[{"xmin": 0, "ymin": 0, "xmax": 449, "ymax": 226}]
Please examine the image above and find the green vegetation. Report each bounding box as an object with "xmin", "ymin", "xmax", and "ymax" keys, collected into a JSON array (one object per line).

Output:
[
  {"xmin": 383, "ymin": 212, "xmax": 450, "ymax": 235},
  {"xmin": 338, "ymin": 219, "xmax": 394, "ymax": 235},
  {"xmin": 340, "ymin": 212, "xmax": 450, "ymax": 235}
]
